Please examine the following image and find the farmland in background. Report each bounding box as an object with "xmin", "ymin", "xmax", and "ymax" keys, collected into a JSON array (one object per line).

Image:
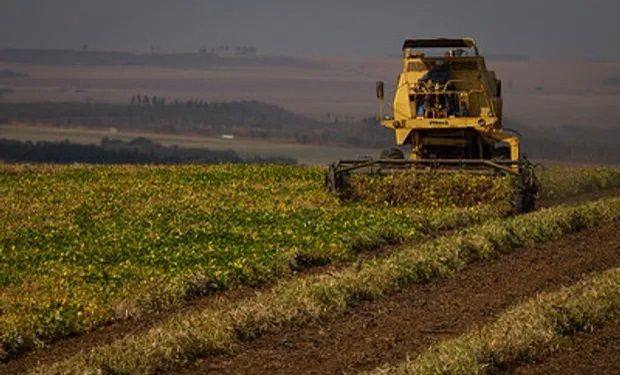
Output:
[
  {"xmin": 1, "ymin": 50, "xmax": 619, "ymax": 165},
  {"xmin": 0, "ymin": 125, "xmax": 382, "ymax": 165},
  {"xmin": 0, "ymin": 54, "xmax": 619, "ymax": 128}
]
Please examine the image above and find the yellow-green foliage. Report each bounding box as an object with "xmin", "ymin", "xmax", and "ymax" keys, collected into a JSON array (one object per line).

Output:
[
  {"xmin": 0, "ymin": 164, "xmax": 504, "ymax": 358},
  {"xmin": 347, "ymin": 166, "xmax": 620, "ymax": 207},
  {"xmin": 348, "ymin": 173, "xmax": 514, "ymax": 207},
  {"xmin": 33, "ymin": 196, "xmax": 620, "ymax": 375},
  {"xmin": 375, "ymin": 266, "xmax": 620, "ymax": 374},
  {"xmin": 4, "ymin": 163, "xmax": 620, "ymax": 363}
]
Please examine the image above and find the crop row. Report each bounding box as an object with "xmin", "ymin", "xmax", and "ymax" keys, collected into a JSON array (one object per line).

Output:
[
  {"xmin": 538, "ymin": 166, "xmax": 620, "ymax": 200},
  {"xmin": 0, "ymin": 164, "xmax": 506, "ymax": 358},
  {"xmin": 348, "ymin": 165, "xmax": 620, "ymax": 206},
  {"xmin": 3, "ymin": 164, "xmax": 620, "ymax": 361},
  {"xmin": 32, "ymin": 196, "xmax": 620, "ymax": 374},
  {"xmin": 373, "ymin": 265, "xmax": 620, "ymax": 374}
]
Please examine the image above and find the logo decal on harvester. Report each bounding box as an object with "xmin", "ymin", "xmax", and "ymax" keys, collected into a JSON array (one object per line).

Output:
[{"xmin": 429, "ymin": 120, "xmax": 449, "ymax": 125}]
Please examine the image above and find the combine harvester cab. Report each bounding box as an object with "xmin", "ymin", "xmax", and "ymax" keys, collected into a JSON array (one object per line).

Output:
[{"xmin": 326, "ymin": 37, "xmax": 539, "ymax": 212}]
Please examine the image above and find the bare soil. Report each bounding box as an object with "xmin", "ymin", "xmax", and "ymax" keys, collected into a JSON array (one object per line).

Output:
[
  {"xmin": 176, "ymin": 222, "xmax": 620, "ymax": 375},
  {"xmin": 2, "ymin": 204, "xmax": 619, "ymax": 374},
  {"xmin": 506, "ymin": 322, "xmax": 620, "ymax": 375}
]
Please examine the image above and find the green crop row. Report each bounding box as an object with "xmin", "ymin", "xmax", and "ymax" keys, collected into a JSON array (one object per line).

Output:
[
  {"xmin": 32, "ymin": 196, "xmax": 620, "ymax": 375},
  {"xmin": 373, "ymin": 266, "xmax": 620, "ymax": 374},
  {"xmin": 3, "ymin": 163, "xmax": 619, "ymax": 362},
  {"xmin": 0, "ymin": 164, "xmax": 505, "ymax": 359}
]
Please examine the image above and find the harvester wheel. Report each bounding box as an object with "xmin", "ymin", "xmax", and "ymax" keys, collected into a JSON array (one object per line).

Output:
[
  {"xmin": 325, "ymin": 163, "xmax": 346, "ymax": 194},
  {"xmin": 515, "ymin": 159, "xmax": 540, "ymax": 213},
  {"xmin": 380, "ymin": 147, "xmax": 405, "ymax": 160}
]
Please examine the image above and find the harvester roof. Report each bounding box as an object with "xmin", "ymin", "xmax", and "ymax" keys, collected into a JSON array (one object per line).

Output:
[
  {"xmin": 402, "ymin": 38, "xmax": 479, "ymax": 56},
  {"xmin": 402, "ymin": 38, "xmax": 476, "ymax": 49}
]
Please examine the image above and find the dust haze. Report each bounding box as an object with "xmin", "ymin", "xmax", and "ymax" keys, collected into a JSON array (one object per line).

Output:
[
  {"xmin": 1, "ymin": 0, "xmax": 619, "ymax": 59},
  {"xmin": 0, "ymin": 1, "xmax": 619, "ymax": 164}
]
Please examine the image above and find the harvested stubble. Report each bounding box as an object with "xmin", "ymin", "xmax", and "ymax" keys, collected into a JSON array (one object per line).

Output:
[
  {"xmin": 32, "ymin": 196, "xmax": 620, "ymax": 375},
  {"xmin": 372, "ymin": 266, "xmax": 620, "ymax": 374}
]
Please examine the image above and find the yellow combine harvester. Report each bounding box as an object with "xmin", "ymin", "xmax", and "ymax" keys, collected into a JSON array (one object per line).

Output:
[{"xmin": 326, "ymin": 37, "xmax": 538, "ymax": 212}]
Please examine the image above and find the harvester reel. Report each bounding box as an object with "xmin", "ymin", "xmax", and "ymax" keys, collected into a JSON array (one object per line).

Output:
[{"xmin": 325, "ymin": 157, "xmax": 540, "ymax": 214}]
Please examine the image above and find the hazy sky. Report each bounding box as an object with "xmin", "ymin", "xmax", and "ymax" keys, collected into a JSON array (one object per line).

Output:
[{"xmin": 1, "ymin": 0, "xmax": 618, "ymax": 59}]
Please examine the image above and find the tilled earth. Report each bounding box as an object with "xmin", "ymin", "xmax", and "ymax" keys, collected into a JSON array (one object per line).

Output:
[
  {"xmin": 3, "ymin": 219, "xmax": 620, "ymax": 374},
  {"xmin": 177, "ymin": 222, "xmax": 620, "ymax": 375},
  {"xmin": 507, "ymin": 322, "xmax": 620, "ymax": 375}
]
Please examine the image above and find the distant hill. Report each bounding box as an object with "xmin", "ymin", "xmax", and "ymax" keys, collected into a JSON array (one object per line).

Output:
[
  {"xmin": 604, "ymin": 77, "xmax": 620, "ymax": 86},
  {"xmin": 506, "ymin": 119, "xmax": 620, "ymax": 164},
  {"xmin": 0, "ymin": 100, "xmax": 394, "ymax": 148},
  {"xmin": 0, "ymin": 48, "xmax": 319, "ymax": 69},
  {"xmin": 486, "ymin": 54, "xmax": 529, "ymax": 61},
  {"xmin": 0, "ymin": 69, "xmax": 29, "ymax": 79},
  {"xmin": 1, "ymin": 100, "xmax": 618, "ymax": 164},
  {"xmin": 0, "ymin": 87, "xmax": 14, "ymax": 98}
]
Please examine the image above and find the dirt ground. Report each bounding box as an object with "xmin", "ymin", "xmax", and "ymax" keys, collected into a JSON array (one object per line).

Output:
[
  {"xmin": 507, "ymin": 322, "xmax": 620, "ymax": 375},
  {"xmin": 2, "ymin": 215, "xmax": 619, "ymax": 374},
  {"xmin": 175, "ymin": 222, "xmax": 620, "ymax": 375}
]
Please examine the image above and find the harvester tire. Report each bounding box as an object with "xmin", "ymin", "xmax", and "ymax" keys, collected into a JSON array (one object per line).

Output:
[{"xmin": 380, "ymin": 147, "xmax": 405, "ymax": 160}]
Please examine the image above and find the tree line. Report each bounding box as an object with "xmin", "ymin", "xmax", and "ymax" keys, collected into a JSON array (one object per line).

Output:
[
  {"xmin": 1, "ymin": 100, "xmax": 618, "ymax": 164},
  {"xmin": 0, "ymin": 48, "xmax": 317, "ymax": 69},
  {"xmin": 0, "ymin": 137, "xmax": 296, "ymax": 165},
  {"xmin": 0, "ymin": 100, "xmax": 394, "ymax": 148}
]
